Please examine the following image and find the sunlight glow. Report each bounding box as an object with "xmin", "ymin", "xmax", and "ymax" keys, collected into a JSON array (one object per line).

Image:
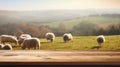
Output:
[{"xmin": 0, "ymin": 0, "xmax": 119, "ymax": 11}]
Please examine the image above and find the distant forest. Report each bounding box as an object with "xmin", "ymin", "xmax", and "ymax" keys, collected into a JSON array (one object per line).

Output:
[
  {"xmin": 0, "ymin": 21, "xmax": 120, "ymax": 38},
  {"xmin": 0, "ymin": 12, "xmax": 120, "ymax": 37}
]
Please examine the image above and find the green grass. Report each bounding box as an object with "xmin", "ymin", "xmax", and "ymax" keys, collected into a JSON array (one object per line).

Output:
[
  {"xmin": 12, "ymin": 35, "xmax": 120, "ymax": 50},
  {"xmin": 41, "ymin": 16, "xmax": 120, "ymax": 30}
]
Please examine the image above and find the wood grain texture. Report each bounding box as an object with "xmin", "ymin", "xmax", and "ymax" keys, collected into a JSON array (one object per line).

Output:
[{"xmin": 0, "ymin": 50, "xmax": 120, "ymax": 65}]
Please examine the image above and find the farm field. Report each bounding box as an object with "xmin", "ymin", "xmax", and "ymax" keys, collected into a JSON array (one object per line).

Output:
[
  {"xmin": 13, "ymin": 35, "xmax": 120, "ymax": 50},
  {"xmin": 40, "ymin": 16, "xmax": 120, "ymax": 29}
]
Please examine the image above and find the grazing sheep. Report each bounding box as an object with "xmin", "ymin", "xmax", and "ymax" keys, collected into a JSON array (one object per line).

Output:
[
  {"xmin": 96, "ymin": 35, "xmax": 105, "ymax": 47},
  {"xmin": 63, "ymin": 33, "xmax": 73, "ymax": 43},
  {"xmin": 2, "ymin": 44, "xmax": 12, "ymax": 50},
  {"xmin": 0, "ymin": 44, "xmax": 4, "ymax": 50},
  {"xmin": 21, "ymin": 37, "xmax": 40, "ymax": 50},
  {"xmin": 20, "ymin": 34, "xmax": 31, "ymax": 38},
  {"xmin": 0, "ymin": 35, "xmax": 18, "ymax": 45},
  {"xmin": 45, "ymin": 32, "xmax": 55, "ymax": 42},
  {"xmin": 18, "ymin": 34, "xmax": 31, "ymax": 45}
]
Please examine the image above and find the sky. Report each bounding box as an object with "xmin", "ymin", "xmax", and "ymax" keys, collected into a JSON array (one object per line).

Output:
[{"xmin": 0, "ymin": 0, "xmax": 120, "ymax": 11}]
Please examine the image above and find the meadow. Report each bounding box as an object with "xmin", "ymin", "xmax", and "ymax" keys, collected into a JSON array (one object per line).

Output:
[
  {"xmin": 41, "ymin": 16, "xmax": 120, "ymax": 30},
  {"xmin": 13, "ymin": 35, "xmax": 120, "ymax": 50}
]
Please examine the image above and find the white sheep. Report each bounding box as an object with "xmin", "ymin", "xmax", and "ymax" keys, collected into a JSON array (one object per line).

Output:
[
  {"xmin": 0, "ymin": 35, "xmax": 18, "ymax": 45},
  {"xmin": 2, "ymin": 44, "xmax": 12, "ymax": 50},
  {"xmin": 18, "ymin": 34, "xmax": 31, "ymax": 45},
  {"xmin": 63, "ymin": 33, "xmax": 73, "ymax": 43},
  {"xmin": 21, "ymin": 37, "xmax": 40, "ymax": 50},
  {"xmin": 96, "ymin": 35, "xmax": 105, "ymax": 47},
  {"xmin": 45, "ymin": 32, "xmax": 55, "ymax": 42},
  {"xmin": 20, "ymin": 34, "xmax": 31, "ymax": 38},
  {"xmin": 0, "ymin": 44, "xmax": 4, "ymax": 50}
]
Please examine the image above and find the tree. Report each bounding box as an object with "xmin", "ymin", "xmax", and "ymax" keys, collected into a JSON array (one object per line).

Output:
[
  {"xmin": 39, "ymin": 27, "xmax": 52, "ymax": 38},
  {"xmin": 105, "ymin": 23, "xmax": 120, "ymax": 35},
  {"xmin": 72, "ymin": 21, "xmax": 100, "ymax": 36},
  {"xmin": 14, "ymin": 29, "xmax": 24, "ymax": 38},
  {"xmin": 52, "ymin": 23, "xmax": 68, "ymax": 36}
]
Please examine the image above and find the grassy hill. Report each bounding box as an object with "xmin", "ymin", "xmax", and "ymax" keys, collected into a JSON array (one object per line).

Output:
[
  {"xmin": 13, "ymin": 35, "xmax": 120, "ymax": 50},
  {"xmin": 0, "ymin": 9, "xmax": 120, "ymax": 25},
  {"xmin": 40, "ymin": 16, "xmax": 120, "ymax": 30}
]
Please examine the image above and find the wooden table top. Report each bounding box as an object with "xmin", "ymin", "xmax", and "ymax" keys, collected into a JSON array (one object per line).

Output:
[{"xmin": 0, "ymin": 50, "xmax": 120, "ymax": 65}]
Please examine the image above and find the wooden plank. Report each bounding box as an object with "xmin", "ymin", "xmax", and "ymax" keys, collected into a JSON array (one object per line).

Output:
[{"xmin": 0, "ymin": 50, "xmax": 120, "ymax": 65}]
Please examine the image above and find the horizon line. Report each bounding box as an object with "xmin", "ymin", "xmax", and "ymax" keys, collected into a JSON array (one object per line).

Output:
[{"xmin": 0, "ymin": 8, "xmax": 120, "ymax": 11}]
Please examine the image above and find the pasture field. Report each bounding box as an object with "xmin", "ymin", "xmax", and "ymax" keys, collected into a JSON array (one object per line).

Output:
[
  {"xmin": 13, "ymin": 35, "xmax": 120, "ymax": 50},
  {"xmin": 41, "ymin": 16, "xmax": 120, "ymax": 29}
]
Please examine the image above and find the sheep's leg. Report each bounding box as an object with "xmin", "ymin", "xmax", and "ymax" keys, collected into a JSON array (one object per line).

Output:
[
  {"xmin": 64, "ymin": 40, "xmax": 67, "ymax": 43},
  {"xmin": 38, "ymin": 46, "xmax": 40, "ymax": 50},
  {"xmin": 28, "ymin": 47, "xmax": 30, "ymax": 50},
  {"xmin": 98, "ymin": 43, "xmax": 102, "ymax": 48},
  {"xmin": 51, "ymin": 39, "xmax": 53, "ymax": 42},
  {"xmin": 34, "ymin": 47, "xmax": 37, "ymax": 50}
]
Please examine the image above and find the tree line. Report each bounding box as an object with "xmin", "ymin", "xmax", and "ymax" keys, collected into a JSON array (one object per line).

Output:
[
  {"xmin": 0, "ymin": 22, "xmax": 120, "ymax": 38},
  {"xmin": 72, "ymin": 22, "xmax": 120, "ymax": 36}
]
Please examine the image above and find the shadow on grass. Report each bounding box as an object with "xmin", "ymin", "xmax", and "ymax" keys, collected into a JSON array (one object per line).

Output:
[
  {"xmin": 91, "ymin": 46, "xmax": 102, "ymax": 49},
  {"xmin": 41, "ymin": 41, "xmax": 54, "ymax": 44},
  {"xmin": 41, "ymin": 41, "xmax": 65, "ymax": 44}
]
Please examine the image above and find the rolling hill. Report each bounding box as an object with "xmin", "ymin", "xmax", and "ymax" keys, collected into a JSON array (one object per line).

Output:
[
  {"xmin": 0, "ymin": 9, "xmax": 120, "ymax": 23},
  {"xmin": 40, "ymin": 16, "xmax": 120, "ymax": 30},
  {"xmin": 0, "ymin": 9, "xmax": 120, "ymax": 29}
]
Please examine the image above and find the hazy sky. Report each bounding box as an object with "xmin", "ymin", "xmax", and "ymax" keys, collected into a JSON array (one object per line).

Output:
[{"xmin": 0, "ymin": 0, "xmax": 120, "ymax": 11}]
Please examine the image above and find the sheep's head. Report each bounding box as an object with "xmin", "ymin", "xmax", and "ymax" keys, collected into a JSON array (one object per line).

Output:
[
  {"xmin": 18, "ymin": 38, "xmax": 24, "ymax": 45},
  {"xmin": 3, "ymin": 44, "xmax": 12, "ymax": 50},
  {"xmin": 0, "ymin": 44, "xmax": 4, "ymax": 50},
  {"xmin": 21, "ymin": 45, "xmax": 26, "ymax": 50}
]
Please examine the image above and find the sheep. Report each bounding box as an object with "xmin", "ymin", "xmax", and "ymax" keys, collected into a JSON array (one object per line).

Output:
[
  {"xmin": 96, "ymin": 35, "xmax": 105, "ymax": 47},
  {"xmin": 21, "ymin": 37, "xmax": 40, "ymax": 50},
  {"xmin": 45, "ymin": 32, "xmax": 55, "ymax": 42},
  {"xmin": 19, "ymin": 34, "xmax": 31, "ymax": 38},
  {"xmin": 0, "ymin": 44, "xmax": 4, "ymax": 50},
  {"xmin": 2, "ymin": 44, "xmax": 12, "ymax": 50},
  {"xmin": 18, "ymin": 34, "xmax": 31, "ymax": 45},
  {"xmin": 63, "ymin": 33, "xmax": 73, "ymax": 43},
  {"xmin": 0, "ymin": 35, "xmax": 18, "ymax": 45}
]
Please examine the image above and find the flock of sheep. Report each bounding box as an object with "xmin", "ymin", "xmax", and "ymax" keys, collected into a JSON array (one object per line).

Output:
[
  {"xmin": 0, "ymin": 34, "xmax": 40, "ymax": 50},
  {"xmin": 0, "ymin": 32, "xmax": 105, "ymax": 50}
]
